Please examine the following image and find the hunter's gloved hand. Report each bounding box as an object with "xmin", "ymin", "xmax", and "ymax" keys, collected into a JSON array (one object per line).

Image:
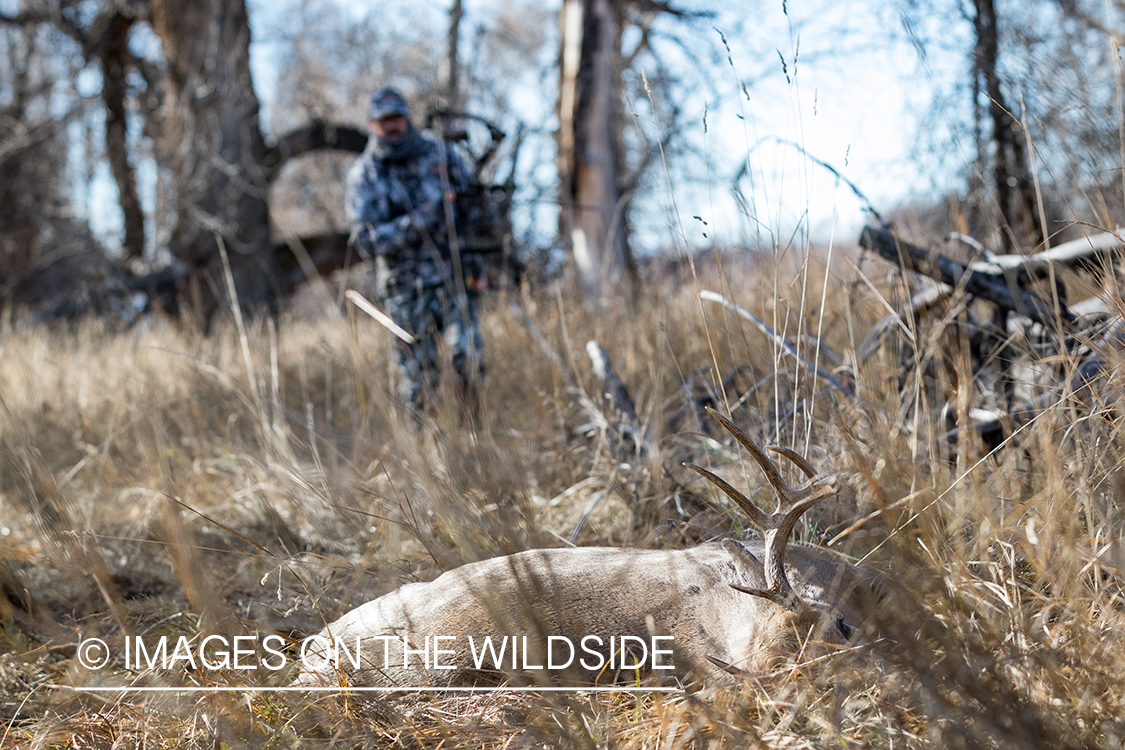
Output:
[
  {"xmin": 369, "ymin": 214, "xmax": 423, "ymax": 257},
  {"xmin": 366, "ymin": 202, "xmax": 454, "ymax": 258}
]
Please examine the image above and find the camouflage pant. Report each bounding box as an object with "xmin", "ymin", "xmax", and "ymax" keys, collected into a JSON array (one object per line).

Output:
[{"xmin": 382, "ymin": 283, "xmax": 484, "ymax": 409}]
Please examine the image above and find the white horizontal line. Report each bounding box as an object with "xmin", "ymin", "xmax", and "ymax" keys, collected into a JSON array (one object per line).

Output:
[{"xmin": 59, "ymin": 685, "xmax": 678, "ymax": 693}]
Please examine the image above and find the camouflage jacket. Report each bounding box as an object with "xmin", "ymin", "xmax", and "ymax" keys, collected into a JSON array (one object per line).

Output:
[{"xmin": 346, "ymin": 127, "xmax": 482, "ymax": 294}]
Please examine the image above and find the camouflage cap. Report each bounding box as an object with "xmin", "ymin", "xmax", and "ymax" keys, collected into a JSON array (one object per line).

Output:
[{"xmin": 368, "ymin": 87, "xmax": 411, "ymax": 121}]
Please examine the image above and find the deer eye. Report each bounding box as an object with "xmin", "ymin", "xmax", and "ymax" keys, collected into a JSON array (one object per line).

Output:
[{"xmin": 835, "ymin": 617, "xmax": 854, "ymax": 640}]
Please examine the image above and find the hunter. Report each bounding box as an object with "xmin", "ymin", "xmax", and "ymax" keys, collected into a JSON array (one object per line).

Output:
[{"xmin": 346, "ymin": 87, "xmax": 485, "ymax": 412}]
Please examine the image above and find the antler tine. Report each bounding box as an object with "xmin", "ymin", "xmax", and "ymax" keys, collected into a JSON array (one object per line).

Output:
[
  {"xmin": 767, "ymin": 446, "xmax": 817, "ymax": 479},
  {"xmin": 703, "ymin": 407, "xmax": 836, "ymax": 510},
  {"xmin": 705, "ymin": 654, "xmax": 753, "ymax": 679},
  {"xmin": 698, "ymin": 407, "xmax": 840, "ymax": 611},
  {"xmin": 705, "ymin": 407, "xmax": 793, "ymax": 504}
]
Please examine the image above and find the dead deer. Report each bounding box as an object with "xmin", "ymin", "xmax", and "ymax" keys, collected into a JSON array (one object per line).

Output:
[{"xmin": 296, "ymin": 409, "xmax": 872, "ymax": 688}]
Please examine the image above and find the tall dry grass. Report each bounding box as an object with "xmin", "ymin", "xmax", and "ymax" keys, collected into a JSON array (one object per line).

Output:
[{"xmin": 1, "ymin": 244, "xmax": 1125, "ymax": 749}]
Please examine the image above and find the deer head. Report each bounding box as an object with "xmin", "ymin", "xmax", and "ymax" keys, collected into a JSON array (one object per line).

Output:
[{"xmin": 683, "ymin": 408, "xmax": 848, "ymax": 673}]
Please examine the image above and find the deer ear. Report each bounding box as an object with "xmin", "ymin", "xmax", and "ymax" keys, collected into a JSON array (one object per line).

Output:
[{"xmin": 720, "ymin": 539, "xmax": 763, "ymax": 576}]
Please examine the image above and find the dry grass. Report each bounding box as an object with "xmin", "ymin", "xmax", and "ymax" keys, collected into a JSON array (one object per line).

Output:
[{"xmin": 3, "ymin": 245, "xmax": 1125, "ymax": 749}]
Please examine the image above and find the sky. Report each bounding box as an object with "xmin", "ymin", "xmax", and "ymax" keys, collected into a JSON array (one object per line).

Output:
[{"xmin": 628, "ymin": 0, "xmax": 969, "ymax": 254}]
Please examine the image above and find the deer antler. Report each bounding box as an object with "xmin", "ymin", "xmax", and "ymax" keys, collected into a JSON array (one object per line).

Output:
[{"xmin": 685, "ymin": 407, "xmax": 839, "ymax": 611}]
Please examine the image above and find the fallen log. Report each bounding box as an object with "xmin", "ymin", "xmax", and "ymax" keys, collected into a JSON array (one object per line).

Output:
[
  {"xmin": 262, "ymin": 120, "xmax": 369, "ymax": 179},
  {"xmin": 859, "ymin": 225, "xmax": 1070, "ymax": 328}
]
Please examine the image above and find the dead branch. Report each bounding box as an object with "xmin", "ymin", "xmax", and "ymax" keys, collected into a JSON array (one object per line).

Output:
[
  {"xmin": 586, "ymin": 341, "xmax": 640, "ymax": 428},
  {"xmin": 506, "ymin": 303, "xmax": 620, "ymax": 442},
  {"xmin": 507, "ymin": 302, "xmax": 574, "ymax": 388},
  {"xmin": 586, "ymin": 340, "xmax": 649, "ymax": 456},
  {"xmin": 700, "ymin": 290, "xmax": 853, "ymax": 397}
]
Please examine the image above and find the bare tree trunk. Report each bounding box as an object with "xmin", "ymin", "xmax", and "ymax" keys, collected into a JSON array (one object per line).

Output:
[
  {"xmin": 0, "ymin": 26, "xmax": 45, "ymax": 277},
  {"xmin": 4, "ymin": 4, "xmax": 148, "ymax": 263},
  {"xmin": 96, "ymin": 11, "xmax": 145, "ymax": 261},
  {"xmin": 973, "ymin": 0, "xmax": 1044, "ymax": 251},
  {"xmin": 444, "ymin": 0, "xmax": 464, "ymax": 110},
  {"xmin": 558, "ymin": 0, "xmax": 629, "ymax": 302},
  {"xmin": 149, "ymin": 0, "xmax": 279, "ymax": 319}
]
